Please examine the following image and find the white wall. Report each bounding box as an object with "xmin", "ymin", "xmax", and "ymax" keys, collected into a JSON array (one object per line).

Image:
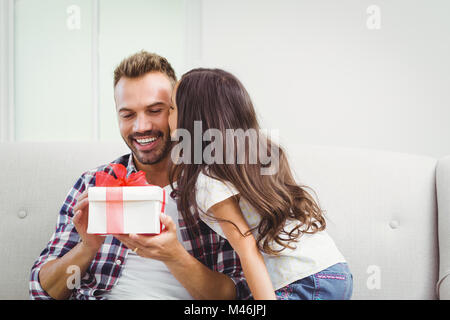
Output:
[
  {"xmin": 4, "ymin": 0, "xmax": 450, "ymax": 158},
  {"xmin": 199, "ymin": 0, "xmax": 450, "ymax": 158},
  {"xmin": 10, "ymin": 0, "xmax": 186, "ymax": 142}
]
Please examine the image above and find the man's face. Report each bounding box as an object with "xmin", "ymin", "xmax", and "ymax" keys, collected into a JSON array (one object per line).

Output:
[{"xmin": 114, "ymin": 72, "xmax": 173, "ymax": 166}]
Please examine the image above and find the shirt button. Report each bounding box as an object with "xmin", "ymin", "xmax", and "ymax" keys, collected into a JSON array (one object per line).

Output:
[{"xmin": 115, "ymin": 259, "xmax": 122, "ymax": 265}]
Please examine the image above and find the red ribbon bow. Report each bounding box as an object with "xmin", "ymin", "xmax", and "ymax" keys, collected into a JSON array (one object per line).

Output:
[{"xmin": 95, "ymin": 163, "xmax": 149, "ymax": 187}]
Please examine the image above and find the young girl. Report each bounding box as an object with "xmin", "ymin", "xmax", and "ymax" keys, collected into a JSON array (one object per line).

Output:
[{"xmin": 168, "ymin": 68, "xmax": 353, "ymax": 300}]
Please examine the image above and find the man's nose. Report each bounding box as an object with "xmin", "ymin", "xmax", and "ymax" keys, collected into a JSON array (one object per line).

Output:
[{"xmin": 133, "ymin": 114, "xmax": 153, "ymax": 133}]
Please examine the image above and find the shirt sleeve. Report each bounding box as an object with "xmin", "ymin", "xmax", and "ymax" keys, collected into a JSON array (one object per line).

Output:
[
  {"xmin": 29, "ymin": 173, "xmax": 91, "ymax": 300},
  {"xmin": 196, "ymin": 172, "xmax": 239, "ymax": 212},
  {"xmin": 195, "ymin": 172, "xmax": 240, "ymax": 238}
]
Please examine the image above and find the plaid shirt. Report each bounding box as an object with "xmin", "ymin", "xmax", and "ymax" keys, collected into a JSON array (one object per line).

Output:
[{"xmin": 30, "ymin": 153, "xmax": 251, "ymax": 300}]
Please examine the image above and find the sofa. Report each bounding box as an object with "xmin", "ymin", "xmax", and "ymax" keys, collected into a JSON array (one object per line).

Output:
[{"xmin": 0, "ymin": 142, "xmax": 448, "ymax": 300}]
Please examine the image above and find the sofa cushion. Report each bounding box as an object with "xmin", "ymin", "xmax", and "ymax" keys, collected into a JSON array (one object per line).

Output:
[
  {"xmin": 0, "ymin": 142, "xmax": 129, "ymax": 300},
  {"xmin": 284, "ymin": 144, "xmax": 439, "ymax": 299}
]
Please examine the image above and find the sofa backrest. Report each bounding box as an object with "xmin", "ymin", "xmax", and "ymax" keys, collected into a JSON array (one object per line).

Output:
[
  {"xmin": 283, "ymin": 143, "xmax": 439, "ymax": 299},
  {"xmin": 0, "ymin": 142, "xmax": 440, "ymax": 299},
  {"xmin": 288, "ymin": 146, "xmax": 438, "ymax": 299},
  {"xmin": 437, "ymin": 156, "xmax": 450, "ymax": 300}
]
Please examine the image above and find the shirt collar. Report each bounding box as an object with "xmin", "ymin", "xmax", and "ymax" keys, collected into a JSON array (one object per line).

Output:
[
  {"xmin": 125, "ymin": 152, "xmax": 178, "ymax": 191},
  {"xmin": 126, "ymin": 153, "xmax": 139, "ymax": 176}
]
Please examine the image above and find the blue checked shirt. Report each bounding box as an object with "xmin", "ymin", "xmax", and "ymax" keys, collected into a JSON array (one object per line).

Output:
[{"xmin": 29, "ymin": 153, "xmax": 251, "ymax": 300}]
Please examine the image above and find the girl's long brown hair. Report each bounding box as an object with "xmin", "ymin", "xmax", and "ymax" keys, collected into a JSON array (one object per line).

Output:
[{"xmin": 169, "ymin": 68, "xmax": 326, "ymax": 255}]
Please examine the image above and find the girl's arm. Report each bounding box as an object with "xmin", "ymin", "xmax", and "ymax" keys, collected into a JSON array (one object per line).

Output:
[{"xmin": 209, "ymin": 196, "xmax": 277, "ymax": 300}]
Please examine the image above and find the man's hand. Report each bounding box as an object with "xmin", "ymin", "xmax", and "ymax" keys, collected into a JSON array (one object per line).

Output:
[
  {"xmin": 72, "ymin": 190, "xmax": 105, "ymax": 253},
  {"xmin": 114, "ymin": 213, "xmax": 184, "ymax": 263},
  {"xmin": 115, "ymin": 213, "xmax": 237, "ymax": 299}
]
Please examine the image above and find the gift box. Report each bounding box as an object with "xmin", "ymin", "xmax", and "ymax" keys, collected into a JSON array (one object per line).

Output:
[{"xmin": 86, "ymin": 164, "xmax": 166, "ymax": 235}]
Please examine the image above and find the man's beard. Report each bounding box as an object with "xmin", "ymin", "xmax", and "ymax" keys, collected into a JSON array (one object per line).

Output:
[{"xmin": 124, "ymin": 130, "xmax": 173, "ymax": 165}]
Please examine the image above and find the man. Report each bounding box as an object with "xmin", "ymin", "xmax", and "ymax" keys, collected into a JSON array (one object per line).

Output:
[{"xmin": 29, "ymin": 51, "xmax": 251, "ymax": 300}]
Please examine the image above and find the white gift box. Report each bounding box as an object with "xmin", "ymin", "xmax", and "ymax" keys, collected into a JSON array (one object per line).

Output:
[{"xmin": 87, "ymin": 186, "xmax": 166, "ymax": 234}]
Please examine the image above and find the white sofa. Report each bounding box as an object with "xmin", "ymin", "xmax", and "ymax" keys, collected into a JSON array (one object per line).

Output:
[{"xmin": 0, "ymin": 142, "xmax": 448, "ymax": 300}]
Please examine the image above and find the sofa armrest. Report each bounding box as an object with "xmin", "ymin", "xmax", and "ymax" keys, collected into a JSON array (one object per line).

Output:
[{"xmin": 437, "ymin": 156, "xmax": 450, "ymax": 299}]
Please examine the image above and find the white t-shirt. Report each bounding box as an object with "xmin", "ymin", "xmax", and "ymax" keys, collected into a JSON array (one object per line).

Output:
[
  {"xmin": 105, "ymin": 184, "xmax": 194, "ymax": 300},
  {"xmin": 195, "ymin": 172, "xmax": 347, "ymax": 290}
]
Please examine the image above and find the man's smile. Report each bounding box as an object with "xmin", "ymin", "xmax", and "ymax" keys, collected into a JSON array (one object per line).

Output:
[
  {"xmin": 132, "ymin": 134, "xmax": 162, "ymax": 151},
  {"xmin": 135, "ymin": 136, "xmax": 158, "ymax": 145}
]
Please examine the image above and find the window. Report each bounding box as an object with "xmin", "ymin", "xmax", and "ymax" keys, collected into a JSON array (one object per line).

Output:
[{"xmin": 5, "ymin": 0, "xmax": 194, "ymax": 142}]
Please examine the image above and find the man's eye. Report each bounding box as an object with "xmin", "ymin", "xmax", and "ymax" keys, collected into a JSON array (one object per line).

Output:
[
  {"xmin": 149, "ymin": 109, "xmax": 162, "ymax": 114},
  {"xmin": 122, "ymin": 114, "xmax": 133, "ymax": 119}
]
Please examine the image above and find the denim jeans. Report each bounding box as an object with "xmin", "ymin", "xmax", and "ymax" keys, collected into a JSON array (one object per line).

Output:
[{"xmin": 275, "ymin": 262, "xmax": 353, "ymax": 300}]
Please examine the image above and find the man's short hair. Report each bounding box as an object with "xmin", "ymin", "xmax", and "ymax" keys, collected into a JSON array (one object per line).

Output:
[{"xmin": 113, "ymin": 50, "xmax": 177, "ymax": 87}]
